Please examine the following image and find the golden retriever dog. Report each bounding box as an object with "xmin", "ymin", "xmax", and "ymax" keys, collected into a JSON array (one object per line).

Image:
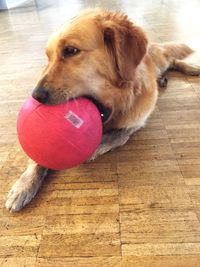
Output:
[{"xmin": 6, "ymin": 8, "xmax": 200, "ymax": 211}]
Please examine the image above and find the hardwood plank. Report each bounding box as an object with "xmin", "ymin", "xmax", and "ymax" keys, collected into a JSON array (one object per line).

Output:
[
  {"xmin": 0, "ymin": 257, "xmax": 36, "ymax": 267},
  {"xmin": 36, "ymin": 257, "xmax": 122, "ymax": 267},
  {"xmin": 122, "ymin": 256, "xmax": 200, "ymax": 267},
  {"xmin": 120, "ymin": 186, "xmax": 192, "ymax": 209},
  {"xmin": 0, "ymin": 235, "xmax": 40, "ymax": 257},
  {"xmin": 43, "ymin": 213, "xmax": 119, "ymax": 235},
  {"xmin": 38, "ymin": 233, "xmax": 121, "ymax": 257},
  {"xmin": 121, "ymin": 211, "xmax": 200, "ymax": 243},
  {"xmin": 122, "ymin": 242, "xmax": 200, "ymax": 256},
  {"xmin": 0, "ymin": 215, "xmax": 45, "ymax": 236}
]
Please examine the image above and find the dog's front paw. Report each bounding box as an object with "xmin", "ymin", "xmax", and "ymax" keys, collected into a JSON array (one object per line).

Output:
[
  {"xmin": 5, "ymin": 178, "xmax": 38, "ymax": 212},
  {"xmin": 5, "ymin": 179, "xmax": 35, "ymax": 214},
  {"xmin": 5, "ymin": 160, "xmax": 48, "ymax": 212}
]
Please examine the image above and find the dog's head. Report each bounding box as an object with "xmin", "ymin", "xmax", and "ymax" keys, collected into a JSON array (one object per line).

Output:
[{"xmin": 32, "ymin": 9, "xmax": 148, "ymax": 124}]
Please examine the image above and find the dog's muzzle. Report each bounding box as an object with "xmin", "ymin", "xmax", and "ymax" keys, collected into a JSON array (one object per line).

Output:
[{"xmin": 32, "ymin": 87, "xmax": 49, "ymax": 104}]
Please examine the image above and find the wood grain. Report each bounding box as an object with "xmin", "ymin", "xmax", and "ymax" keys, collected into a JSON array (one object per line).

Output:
[
  {"xmin": 122, "ymin": 256, "xmax": 200, "ymax": 267},
  {"xmin": 0, "ymin": 0, "xmax": 200, "ymax": 266},
  {"xmin": 36, "ymin": 257, "xmax": 122, "ymax": 267}
]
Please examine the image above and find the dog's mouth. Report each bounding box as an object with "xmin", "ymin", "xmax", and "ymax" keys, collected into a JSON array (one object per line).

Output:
[
  {"xmin": 84, "ymin": 96, "xmax": 112, "ymax": 124},
  {"xmin": 32, "ymin": 88, "xmax": 112, "ymax": 123}
]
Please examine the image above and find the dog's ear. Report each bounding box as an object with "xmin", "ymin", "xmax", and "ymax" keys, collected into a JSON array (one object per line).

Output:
[{"xmin": 103, "ymin": 16, "xmax": 148, "ymax": 86}]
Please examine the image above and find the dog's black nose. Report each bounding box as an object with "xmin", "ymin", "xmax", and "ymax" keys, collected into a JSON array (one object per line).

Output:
[{"xmin": 32, "ymin": 87, "xmax": 49, "ymax": 104}]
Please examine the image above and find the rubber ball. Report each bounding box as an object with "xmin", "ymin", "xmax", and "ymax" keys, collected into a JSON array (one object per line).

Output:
[{"xmin": 17, "ymin": 96, "xmax": 102, "ymax": 170}]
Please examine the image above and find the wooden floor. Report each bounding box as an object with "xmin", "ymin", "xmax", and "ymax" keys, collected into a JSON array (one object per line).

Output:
[{"xmin": 0, "ymin": 0, "xmax": 200, "ymax": 266}]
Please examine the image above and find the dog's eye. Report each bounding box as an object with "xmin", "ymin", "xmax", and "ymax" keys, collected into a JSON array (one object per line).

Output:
[{"xmin": 62, "ymin": 46, "xmax": 80, "ymax": 58}]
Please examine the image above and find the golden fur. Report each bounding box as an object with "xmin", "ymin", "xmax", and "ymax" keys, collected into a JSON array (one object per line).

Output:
[
  {"xmin": 6, "ymin": 9, "xmax": 200, "ymax": 212},
  {"xmin": 34, "ymin": 9, "xmax": 194, "ymax": 132}
]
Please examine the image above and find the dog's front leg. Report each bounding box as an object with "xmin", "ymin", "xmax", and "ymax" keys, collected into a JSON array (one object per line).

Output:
[
  {"xmin": 89, "ymin": 128, "xmax": 134, "ymax": 161},
  {"xmin": 5, "ymin": 159, "xmax": 48, "ymax": 212}
]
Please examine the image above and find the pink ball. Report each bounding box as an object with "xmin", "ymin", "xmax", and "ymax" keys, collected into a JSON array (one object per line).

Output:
[{"xmin": 17, "ymin": 97, "xmax": 102, "ymax": 170}]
